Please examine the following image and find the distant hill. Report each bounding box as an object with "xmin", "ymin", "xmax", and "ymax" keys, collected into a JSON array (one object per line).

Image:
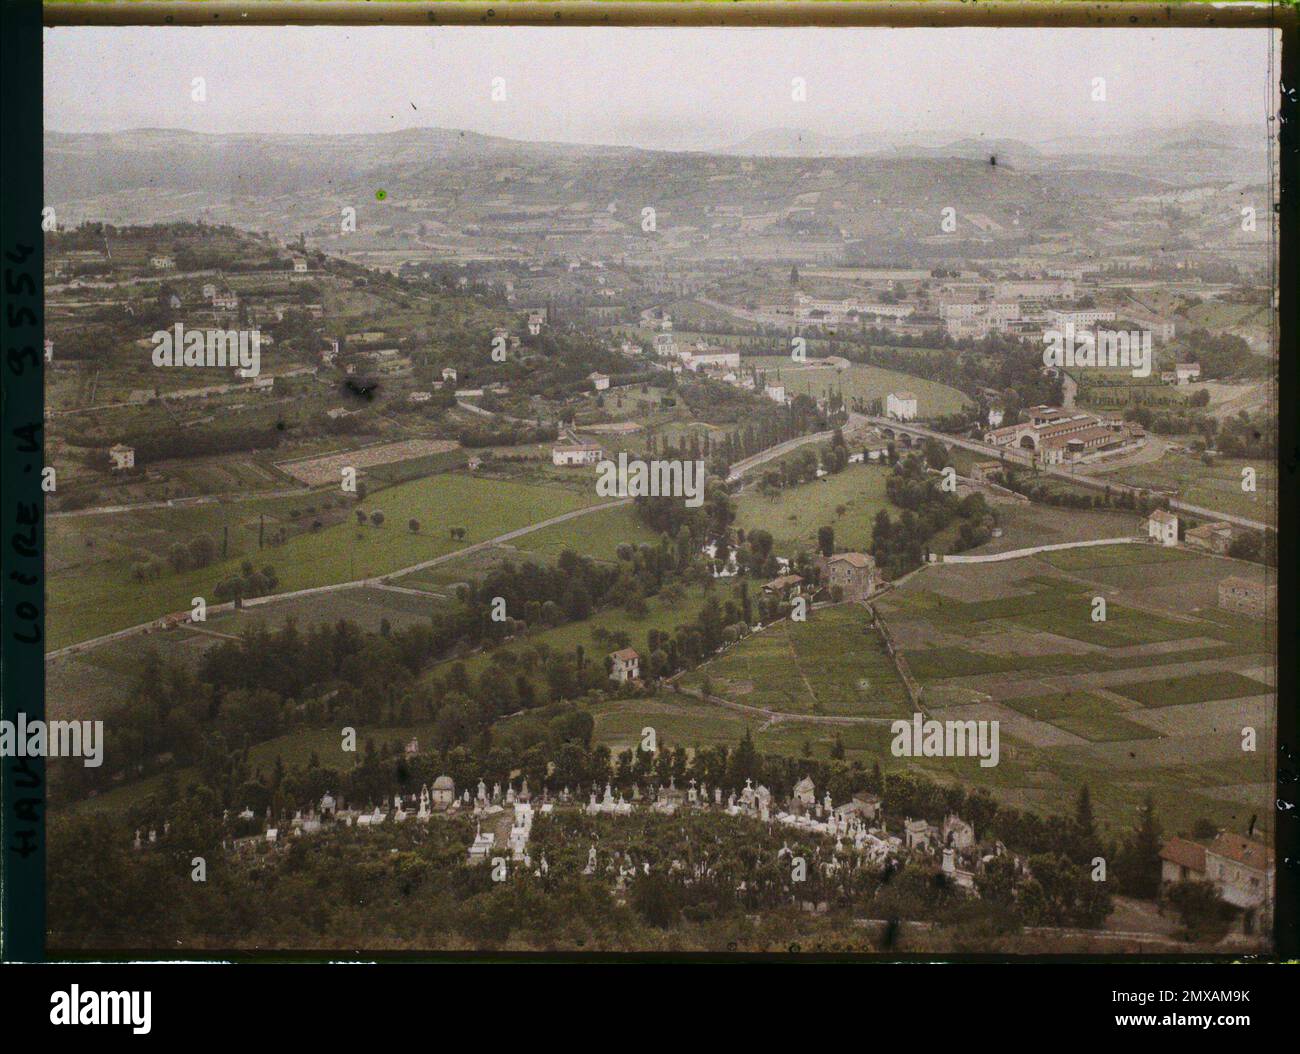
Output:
[{"xmin": 43, "ymin": 125, "xmax": 1254, "ymax": 259}]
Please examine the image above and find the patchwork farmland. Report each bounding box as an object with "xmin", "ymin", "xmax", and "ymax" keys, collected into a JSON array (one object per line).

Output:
[
  {"xmin": 679, "ymin": 604, "xmax": 912, "ymax": 718},
  {"xmin": 871, "ymin": 543, "xmax": 1275, "ymax": 837}
]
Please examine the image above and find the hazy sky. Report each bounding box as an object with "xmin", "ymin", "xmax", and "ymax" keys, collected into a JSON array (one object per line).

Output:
[{"xmin": 44, "ymin": 26, "xmax": 1275, "ymax": 149}]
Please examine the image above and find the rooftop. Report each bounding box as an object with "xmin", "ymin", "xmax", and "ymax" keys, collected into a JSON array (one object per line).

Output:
[
  {"xmin": 1159, "ymin": 836, "xmax": 1206, "ymax": 874},
  {"xmin": 830, "ymin": 552, "xmax": 875, "ymax": 569},
  {"xmin": 1207, "ymin": 832, "xmax": 1274, "ymax": 871}
]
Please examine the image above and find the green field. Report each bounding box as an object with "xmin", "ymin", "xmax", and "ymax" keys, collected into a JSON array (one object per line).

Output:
[
  {"xmin": 510, "ymin": 502, "xmax": 661, "ymax": 561},
  {"xmin": 896, "ymin": 575, "xmax": 1204, "ymax": 651},
  {"xmin": 740, "ymin": 356, "xmax": 971, "ymax": 418},
  {"xmin": 582, "ymin": 695, "xmax": 888, "ymax": 759},
  {"xmin": 573, "ymin": 688, "xmax": 1264, "ymax": 839},
  {"xmin": 210, "ymin": 585, "xmax": 451, "ymax": 635},
  {"xmin": 423, "ymin": 580, "xmax": 715, "ymax": 696},
  {"xmin": 392, "ymin": 503, "xmax": 659, "ymax": 592},
  {"xmin": 735, "ymin": 463, "xmax": 895, "ymax": 553},
  {"xmin": 680, "ymin": 604, "xmax": 910, "ymax": 717},
  {"xmin": 1000, "ymin": 691, "xmax": 1160, "ymax": 742},
  {"xmin": 1110, "ymin": 671, "xmax": 1272, "ymax": 708},
  {"xmin": 1107, "ymin": 450, "xmax": 1275, "ymax": 522},
  {"xmin": 48, "ymin": 474, "xmax": 601, "ymax": 648},
  {"xmin": 48, "ymin": 628, "xmax": 219, "ymax": 722},
  {"xmin": 1040, "ymin": 544, "xmax": 1191, "ymax": 572}
]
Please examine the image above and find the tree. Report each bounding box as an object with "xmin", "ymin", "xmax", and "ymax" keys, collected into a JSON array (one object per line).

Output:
[
  {"xmin": 370, "ymin": 510, "xmax": 385, "ymax": 527},
  {"xmin": 817, "ymin": 525, "xmax": 834, "ymax": 558},
  {"xmin": 922, "ymin": 438, "xmax": 948, "ymax": 470},
  {"xmin": 1115, "ymin": 794, "xmax": 1162, "ymax": 898},
  {"xmin": 1166, "ymin": 880, "xmax": 1235, "ymax": 943},
  {"xmin": 631, "ymin": 873, "xmax": 681, "ymax": 928},
  {"xmin": 975, "ymin": 854, "xmax": 1018, "ymax": 909},
  {"xmin": 1069, "ymin": 784, "xmax": 1103, "ymax": 865},
  {"xmin": 561, "ymin": 583, "xmax": 593, "ymax": 622},
  {"xmin": 1228, "ymin": 531, "xmax": 1261, "ymax": 562},
  {"xmin": 408, "ymin": 519, "xmax": 420, "ymax": 533},
  {"xmin": 188, "ymin": 534, "xmax": 216, "ymax": 569}
]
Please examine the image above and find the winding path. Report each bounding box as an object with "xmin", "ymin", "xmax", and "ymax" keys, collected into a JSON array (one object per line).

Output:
[{"xmin": 45, "ymin": 498, "xmax": 632, "ymax": 661}]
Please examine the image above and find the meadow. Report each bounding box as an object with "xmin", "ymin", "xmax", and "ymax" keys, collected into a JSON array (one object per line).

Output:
[
  {"xmin": 1109, "ymin": 671, "xmax": 1272, "ymax": 709},
  {"xmin": 422, "ymin": 580, "xmax": 716, "ymax": 696},
  {"xmin": 734, "ymin": 463, "xmax": 896, "ymax": 553},
  {"xmin": 392, "ymin": 503, "xmax": 659, "ymax": 591},
  {"xmin": 47, "ymin": 473, "xmax": 601, "ymax": 648},
  {"xmin": 999, "ymin": 691, "xmax": 1160, "ymax": 743},
  {"xmin": 1106, "ymin": 449, "xmax": 1276, "ymax": 522}
]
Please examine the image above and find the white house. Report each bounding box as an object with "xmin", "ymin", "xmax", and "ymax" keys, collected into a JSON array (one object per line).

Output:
[
  {"xmin": 552, "ymin": 441, "xmax": 603, "ymax": 467},
  {"xmin": 292, "ymin": 256, "xmax": 309, "ymax": 273},
  {"xmin": 608, "ymin": 648, "xmax": 640, "ymax": 683},
  {"xmin": 1204, "ymin": 832, "xmax": 1273, "ymax": 932},
  {"xmin": 149, "ymin": 255, "xmax": 175, "ymax": 271},
  {"xmin": 685, "ymin": 350, "xmax": 741, "ymax": 372},
  {"xmin": 441, "ymin": 367, "xmax": 458, "ymax": 383},
  {"xmin": 1175, "ymin": 362, "xmax": 1202, "ymax": 384},
  {"xmin": 764, "ymin": 384, "xmax": 787, "ymax": 404},
  {"xmin": 1048, "ymin": 308, "xmax": 1116, "ymax": 329},
  {"xmin": 653, "ymin": 333, "xmax": 677, "ymax": 358},
  {"xmin": 1146, "ymin": 509, "xmax": 1178, "ymax": 546},
  {"xmin": 589, "ymin": 372, "xmax": 611, "ymax": 391},
  {"xmin": 987, "ymin": 407, "xmax": 1004, "ymax": 428},
  {"xmin": 1160, "ymin": 832, "xmax": 1274, "ymax": 935},
  {"xmin": 108, "ymin": 443, "xmax": 135, "ymax": 471},
  {"xmin": 886, "ymin": 391, "xmax": 918, "ymax": 421}
]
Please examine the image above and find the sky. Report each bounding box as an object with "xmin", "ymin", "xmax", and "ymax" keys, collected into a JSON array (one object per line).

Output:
[{"xmin": 44, "ymin": 26, "xmax": 1276, "ymax": 150}]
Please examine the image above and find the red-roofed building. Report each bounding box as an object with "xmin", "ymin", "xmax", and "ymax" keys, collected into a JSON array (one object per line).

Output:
[
  {"xmin": 1160, "ymin": 832, "xmax": 1274, "ymax": 934},
  {"xmin": 1159, "ymin": 837, "xmax": 1207, "ymax": 885},
  {"xmin": 818, "ymin": 552, "xmax": 877, "ymax": 602},
  {"xmin": 1205, "ymin": 832, "xmax": 1273, "ymax": 931},
  {"xmin": 608, "ymin": 648, "xmax": 640, "ymax": 684}
]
